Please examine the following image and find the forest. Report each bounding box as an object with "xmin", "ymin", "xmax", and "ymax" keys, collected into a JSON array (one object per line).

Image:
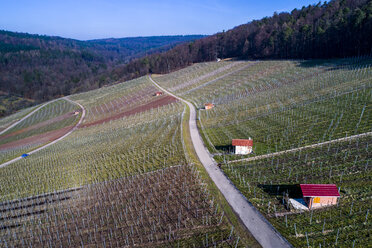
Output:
[
  {"xmin": 1, "ymin": 0, "xmax": 372, "ymax": 117},
  {"xmin": 112, "ymin": 0, "xmax": 372, "ymax": 80},
  {"xmin": 0, "ymin": 33, "xmax": 203, "ymax": 116}
]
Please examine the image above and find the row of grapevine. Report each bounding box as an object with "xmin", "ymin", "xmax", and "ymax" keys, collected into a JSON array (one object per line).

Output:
[
  {"xmin": 222, "ymin": 136, "xmax": 371, "ymax": 247},
  {"xmin": 0, "ymin": 165, "xmax": 242, "ymax": 247}
]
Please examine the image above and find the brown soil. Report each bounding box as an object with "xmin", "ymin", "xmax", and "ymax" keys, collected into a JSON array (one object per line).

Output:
[
  {"xmin": 89, "ymin": 86, "xmax": 156, "ymax": 116},
  {"xmin": 0, "ymin": 126, "xmax": 73, "ymax": 150},
  {"xmin": 82, "ymin": 95, "xmax": 178, "ymax": 128},
  {"xmin": 0, "ymin": 112, "xmax": 77, "ymax": 142}
]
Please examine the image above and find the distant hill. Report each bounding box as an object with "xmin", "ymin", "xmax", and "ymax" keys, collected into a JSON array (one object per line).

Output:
[
  {"xmin": 112, "ymin": 0, "xmax": 372, "ymax": 81},
  {"xmin": 3, "ymin": 0, "xmax": 372, "ymax": 117},
  {"xmin": 0, "ymin": 32, "xmax": 204, "ymax": 116}
]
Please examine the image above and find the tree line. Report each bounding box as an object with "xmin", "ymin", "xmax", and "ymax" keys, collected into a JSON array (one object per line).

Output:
[
  {"xmin": 1, "ymin": 0, "xmax": 372, "ymax": 117},
  {"xmin": 0, "ymin": 33, "xmax": 203, "ymax": 116},
  {"xmin": 112, "ymin": 0, "xmax": 372, "ymax": 81}
]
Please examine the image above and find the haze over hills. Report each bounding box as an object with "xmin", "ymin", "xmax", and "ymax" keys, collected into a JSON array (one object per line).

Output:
[
  {"xmin": 1, "ymin": 0, "xmax": 372, "ymax": 118},
  {"xmin": 0, "ymin": 31, "xmax": 204, "ymax": 116}
]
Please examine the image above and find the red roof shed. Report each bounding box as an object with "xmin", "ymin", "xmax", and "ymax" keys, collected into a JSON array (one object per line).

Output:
[
  {"xmin": 204, "ymin": 103, "xmax": 215, "ymax": 109},
  {"xmin": 232, "ymin": 139, "xmax": 253, "ymax": 147},
  {"xmin": 300, "ymin": 184, "xmax": 340, "ymax": 197}
]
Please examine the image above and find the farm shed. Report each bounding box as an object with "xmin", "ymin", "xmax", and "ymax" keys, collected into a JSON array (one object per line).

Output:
[
  {"xmin": 154, "ymin": 91, "xmax": 163, "ymax": 96},
  {"xmin": 300, "ymin": 184, "xmax": 340, "ymax": 209},
  {"xmin": 204, "ymin": 103, "xmax": 215, "ymax": 110},
  {"xmin": 232, "ymin": 138, "xmax": 253, "ymax": 155}
]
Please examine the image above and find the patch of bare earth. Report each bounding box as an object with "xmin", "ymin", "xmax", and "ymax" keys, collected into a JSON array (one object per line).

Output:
[
  {"xmin": 0, "ymin": 126, "xmax": 74, "ymax": 150},
  {"xmin": 82, "ymin": 95, "xmax": 178, "ymax": 128},
  {"xmin": 0, "ymin": 112, "xmax": 77, "ymax": 142}
]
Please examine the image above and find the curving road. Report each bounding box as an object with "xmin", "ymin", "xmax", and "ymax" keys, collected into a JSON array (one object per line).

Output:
[
  {"xmin": 0, "ymin": 97, "xmax": 86, "ymax": 169},
  {"xmin": 0, "ymin": 99, "xmax": 60, "ymax": 136},
  {"xmin": 149, "ymin": 75, "xmax": 292, "ymax": 248}
]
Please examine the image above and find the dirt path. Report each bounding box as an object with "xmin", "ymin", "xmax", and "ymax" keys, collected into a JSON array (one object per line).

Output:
[
  {"xmin": 149, "ymin": 75, "xmax": 292, "ymax": 248},
  {"xmin": 229, "ymin": 131, "xmax": 372, "ymax": 164},
  {"xmin": 0, "ymin": 97, "xmax": 86, "ymax": 169},
  {"xmin": 0, "ymin": 99, "xmax": 59, "ymax": 136}
]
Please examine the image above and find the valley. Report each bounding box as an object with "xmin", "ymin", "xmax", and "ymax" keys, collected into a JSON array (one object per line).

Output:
[{"xmin": 0, "ymin": 57, "xmax": 370, "ymax": 247}]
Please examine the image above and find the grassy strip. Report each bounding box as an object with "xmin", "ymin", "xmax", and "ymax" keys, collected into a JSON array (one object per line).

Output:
[
  {"xmin": 197, "ymin": 110, "xmax": 217, "ymax": 154},
  {"xmin": 182, "ymin": 104, "xmax": 261, "ymax": 248}
]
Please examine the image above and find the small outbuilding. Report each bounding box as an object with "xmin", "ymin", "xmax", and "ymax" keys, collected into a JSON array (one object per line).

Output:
[
  {"xmin": 154, "ymin": 91, "xmax": 163, "ymax": 96},
  {"xmin": 232, "ymin": 138, "xmax": 253, "ymax": 155},
  {"xmin": 300, "ymin": 184, "xmax": 340, "ymax": 209},
  {"xmin": 74, "ymin": 111, "xmax": 80, "ymax": 115},
  {"xmin": 204, "ymin": 103, "xmax": 215, "ymax": 110},
  {"xmin": 21, "ymin": 153, "xmax": 29, "ymax": 158}
]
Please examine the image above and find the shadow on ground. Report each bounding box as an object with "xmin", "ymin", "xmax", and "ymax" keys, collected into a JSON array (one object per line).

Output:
[
  {"xmin": 258, "ymin": 184, "xmax": 302, "ymax": 198},
  {"xmin": 215, "ymin": 145, "xmax": 234, "ymax": 153}
]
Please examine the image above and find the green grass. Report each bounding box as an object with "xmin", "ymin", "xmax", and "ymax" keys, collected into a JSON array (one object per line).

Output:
[
  {"xmin": 0, "ymin": 74, "xmax": 246, "ymax": 248},
  {"xmin": 2, "ymin": 57, "xmax": 371, "ymax": 247},
  {"xmin": 0, "ymin": 104, "xmax": 38, "ymax": 131},
  {"xmin": 2, "ymin": 99, "xmax": 77, "ymax": 134},
  {"xmin": 209, "ymin": 88, "xmax": 371, "ymax": 161},
  {"xmin": 181, "ymin": 104, "xmax": 260, "ymax": 247},
  {"xmin": 154, "ymin": 57, "xmax": 372, "ymax": 247},
  {"xmin": 222, "ymin": 136, "xmax": 371, "ymax": 247},
  {"xmin": 0, "ymin": 103, "xmax": 186, "ymax": 201},
  {"xmin": 0, "ymin": 99, "xmax": 80, "ymax": 162}
]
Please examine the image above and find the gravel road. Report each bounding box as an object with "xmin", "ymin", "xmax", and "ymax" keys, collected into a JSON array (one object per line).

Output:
[{"xmin": 149, "ymin": 75, "xmax": 292, "ymax": 248}]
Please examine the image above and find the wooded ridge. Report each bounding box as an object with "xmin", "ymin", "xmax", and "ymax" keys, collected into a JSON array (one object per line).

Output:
[
  {"xmin": 113, "ymin": 0, "xmax": 372, "ymax": 81},
  {"xmin": 0, "ymin": 33, "xmax": 203, "ymax": 116}
]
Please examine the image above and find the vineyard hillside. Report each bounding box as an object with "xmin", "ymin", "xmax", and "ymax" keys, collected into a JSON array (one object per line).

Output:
[
  {"xmin": 0, "ymin": 75, "xmax": 248, "ymax": 247},
  {"xmin": 0, "ymin": 57, "xmax": 371, "ymax": 247},
  {"xmin": 153, "ymin": 57, "xmax": 372, "ymax": 247}
]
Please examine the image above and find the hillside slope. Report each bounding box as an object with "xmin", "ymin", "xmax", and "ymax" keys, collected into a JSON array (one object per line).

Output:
[
  {"xmin": 113, "ymin": 0, "xmax": 372, "ymax": 81},
  {"xmin": 0, "ymin": 31, "xmax": 203, "ymax": 116}
]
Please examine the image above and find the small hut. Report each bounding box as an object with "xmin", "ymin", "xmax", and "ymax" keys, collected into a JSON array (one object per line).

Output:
[
  {"xmin": 155, "ymin": 91, "xmax": 163, "ymax": 96},
  {"xmin": 204, "ymin": 103, "xmax": 215, "ymax": 110},
  {"xmin": 232, "ymin": 138, "xmax": 253, "ymax": 155},
  {"xmin": 300, "ymin": 184, "xmax": 340, "ymax": 209},
  {"xmin": 74, "ymin": 111, "xmax": 80, "ymax": 115}
]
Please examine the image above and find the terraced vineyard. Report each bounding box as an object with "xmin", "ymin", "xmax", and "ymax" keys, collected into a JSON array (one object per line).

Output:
[
  {"xmin": 0, "ymin": 99, "xmax": 81, "ymax": 163},
  {"xmin": 155, "ymin": 59, "xmax": 371, "ymax": 159},
  {"xmin": 0, "ymin": 76, "xmax": 244, "ymax": 247},
  {"xmin": 154, "ymin": 57, "xmax": 372, "ymax": 247},
  {"xmin": 0, "ymin": 165, "xmax": 240, "ymax": 247},
  {"xmin": 0, "ymin": 77, "xmax": 186, "ymax": 200},
  {"xmin": 0, "ymin": 105, "xmax": 37, "ymax": 132},
  {"xmin": 223, "ymin": 136, "xmax": 371, "ymax": 247},
  {"xmin": 1, "ymin": 57, "xmax": 370, "ymax": 247}
]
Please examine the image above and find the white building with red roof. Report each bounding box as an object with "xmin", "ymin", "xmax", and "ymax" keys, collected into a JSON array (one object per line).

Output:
[
  {"xmin": 300, "ymin": 184, "xmax": 340, "ymax": 209},
  {"xmin": 232, "ymin": 138, "xmax": 253, "ymax": 155}
]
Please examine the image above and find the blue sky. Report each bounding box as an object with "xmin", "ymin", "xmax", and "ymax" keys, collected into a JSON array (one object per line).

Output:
[{"xmin": 0, "ymin": 0, "xmax": 321, "ymax": 40}]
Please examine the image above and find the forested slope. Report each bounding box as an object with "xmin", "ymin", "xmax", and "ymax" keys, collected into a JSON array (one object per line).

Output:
[
  {"xmin": 113, "ymin": 0, "xmax": 372, "ymax": 80},
  {"xmin": 0, "ymin": 32, "xmax": 203, "ymax": 116}
]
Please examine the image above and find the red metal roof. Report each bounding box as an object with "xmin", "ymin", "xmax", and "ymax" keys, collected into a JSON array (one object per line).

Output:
[
  {"xmin": 232, "ymin": 139, "xmax": 253, "ymax": 147},
  {"xmin": 204, "ymin": 103, "xmax": 214, "ymax": 106},
  {"xmin": 300, "ymin": 184, "xmax": 340, "ymax": 197}
]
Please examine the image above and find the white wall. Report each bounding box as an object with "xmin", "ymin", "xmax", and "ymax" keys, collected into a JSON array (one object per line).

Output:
[{"xmin": 235, "ymin": 146, "xmax": 252, "ymax": 155}]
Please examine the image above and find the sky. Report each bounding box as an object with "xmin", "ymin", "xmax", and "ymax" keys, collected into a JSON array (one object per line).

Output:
[{"xmin": 0, "ymin": 0, "xmax": 322, "ymax": 40}]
